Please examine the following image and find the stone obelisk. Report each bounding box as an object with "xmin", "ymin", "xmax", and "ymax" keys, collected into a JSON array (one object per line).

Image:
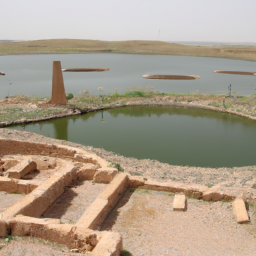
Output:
[{"xmin": 49, "ymin": 61, "xmax": 67, "ymax": 104}]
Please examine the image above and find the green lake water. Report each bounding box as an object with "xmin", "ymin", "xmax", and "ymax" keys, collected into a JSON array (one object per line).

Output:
[{"xmin": 10, "ymin": 106, "xmax": 256, "ymax": 168}]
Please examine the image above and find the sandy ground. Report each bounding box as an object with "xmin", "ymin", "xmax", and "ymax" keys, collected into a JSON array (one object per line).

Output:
[
  {"xmin": 102, "ymin": 189, "xmax": 256, "ymax": 256},
  {"xmin": 42, "ymin": 180, "xmax": 107, "ymax": 224},
  {"xmin": 0, "ymin": 192, "xmax": 25, "ymax": 213},
  {"xmin": 0, "ymin": 237, "xmax": 86, "ymax": 256},
  {"xmin": 1, "ymin": 189, "xmax": 256, "ymax": 256}
]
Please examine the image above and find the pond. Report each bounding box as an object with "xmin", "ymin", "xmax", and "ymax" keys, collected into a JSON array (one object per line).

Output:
[
  {"xmin": 0, "ymin": 54, "xmax": 256, "ymax": 98},
  {"xmin": 10, "ymin": 106, "xmax": 256, "ymax": 168}
]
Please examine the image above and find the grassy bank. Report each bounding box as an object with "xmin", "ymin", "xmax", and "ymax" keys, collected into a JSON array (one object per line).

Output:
[
  {"xmin": 1, "ymin": 89, "xmax": 256, "ymax": 125},
  {"xmin": 1, "ymin": 39, "xmax": 256, "ymax": 61}
]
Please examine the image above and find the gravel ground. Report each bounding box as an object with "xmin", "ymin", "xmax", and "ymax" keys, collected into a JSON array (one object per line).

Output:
[
  {"xmin": 102, "ymin": 189, "xmax": 256, "ymax": 256},
  {"xmin": 42, "ymin": 180, "xmax": 107, "ymax": 224},
  {"xmin": 0, "ymin": 237, "xmax": 85, "ymax": 256},
  {"xmin": 0, "ymin": 192, "xmax": 25, "ymax": 213}
]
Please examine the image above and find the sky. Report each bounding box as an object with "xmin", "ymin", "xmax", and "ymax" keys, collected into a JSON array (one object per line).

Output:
[{"xmin": 1, "ymin": 0, "xmax": 256, "ymax": 42}]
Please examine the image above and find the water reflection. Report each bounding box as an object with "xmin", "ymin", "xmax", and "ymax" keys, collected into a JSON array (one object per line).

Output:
[
  {"xmin": 106, "ymin": 106, "xmax": 256, "ymax": 128},
  {"xmin": 101, "ymin": 111, "xmax": 105, "ymax": 123},
  {"xmin": 53, "ymin": 118, "xmax": 68, "ymax": 141},
  {"xmin": 10, "ymin": 106, "xmax": 256, "ymax": 167}
]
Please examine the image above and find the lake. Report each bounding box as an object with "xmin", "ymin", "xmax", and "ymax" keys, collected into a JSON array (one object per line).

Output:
[
  {"xmin": 10, "ymin": 106, "xmax": 256, "ymax": 168},
  {"xmin": 0, "ymin": 54, "xmax": 256, "ymax": 98}
]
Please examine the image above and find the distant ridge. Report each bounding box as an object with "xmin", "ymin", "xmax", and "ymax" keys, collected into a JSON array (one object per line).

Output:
[
  {"xmin": 168, "ymin": 41, "xmax": 256, "ymax": 47},
  {"xmin": 0, "ymin": 39, "xmax": 256, "ymax": 61}
]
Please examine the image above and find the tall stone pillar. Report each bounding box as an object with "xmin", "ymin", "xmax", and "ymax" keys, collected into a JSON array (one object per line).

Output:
[{"xmin": 49, "ymin": 61, "xmax": 67, "ymax": 104}]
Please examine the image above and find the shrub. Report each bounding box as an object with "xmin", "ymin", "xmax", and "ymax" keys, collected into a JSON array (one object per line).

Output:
[{"xmin": 66, "ymin": 93, "xmax": 74, "ymax": 100}]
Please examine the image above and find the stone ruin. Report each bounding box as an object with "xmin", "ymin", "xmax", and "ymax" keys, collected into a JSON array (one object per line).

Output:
[
  {"xmin": 0, "ymin": 138, "xmax": 250, "ymax": 255},
  {"xmin": 48, "ymin": 61, "xmax": 67, "ymax": 105},
  {"xmin": 48, "ymin": 61, "xmax": 109, "ymax": 105}
]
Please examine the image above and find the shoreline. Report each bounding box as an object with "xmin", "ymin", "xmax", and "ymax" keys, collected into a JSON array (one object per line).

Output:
[
  {"xmin": 1, "ymin": 51, "xmax": 256, "ymax": 62},
  {"xmin": 1, "ymin": 93, "xmax": 256, "ymax": 201},
  {"xmin": 1, "ymin": 98, "xmax": 256, "ymax": 128},
  {"xmin": 1, "ymin": 127, "xmax": 256, "ymax": 203}
]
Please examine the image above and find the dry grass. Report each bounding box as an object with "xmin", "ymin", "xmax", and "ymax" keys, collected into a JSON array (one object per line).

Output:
[{"xmin": 1, "ymin": 39, "xmax": 256, "ymax": 60}]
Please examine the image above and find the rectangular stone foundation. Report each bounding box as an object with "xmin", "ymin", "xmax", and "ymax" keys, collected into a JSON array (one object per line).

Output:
[
  {"xmin": 1, "ymin": 161, "xmax": 77, "ymax": 221},
  {"xmin": 76, "ymin": 173, "xmax": 129, "ymax": 230}
]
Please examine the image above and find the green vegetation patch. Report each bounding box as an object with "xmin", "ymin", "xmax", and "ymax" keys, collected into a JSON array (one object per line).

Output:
[
  {"xmin": 135, "ymin": 188, "xmax": 150, "ymax": 194},
  {"xmin": 0, "ymin": 107, "xmax": 67, "ymax": 123},
  {"xmin": 66, "ymin": 93, "xmax": 74, "ymax": 100}
]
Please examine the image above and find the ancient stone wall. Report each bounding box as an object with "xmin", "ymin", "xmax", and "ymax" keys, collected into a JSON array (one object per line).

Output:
[{"xmin": 0, "ymin": 140, "xmax": 75, "ymax": 158}]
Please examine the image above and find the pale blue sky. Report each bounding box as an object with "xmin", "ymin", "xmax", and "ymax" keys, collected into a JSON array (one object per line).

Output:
[{"xmin": 1, "ymin": 0, "xmax": 256, "ymax": 42}]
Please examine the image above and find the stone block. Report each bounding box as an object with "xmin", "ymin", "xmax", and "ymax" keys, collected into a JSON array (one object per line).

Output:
[
  {"xmin": 77, "ymin": 164, "xmax": 98, "ymax": 181},
  {"xmin": 69, "ymin": 227, "xmax": 100, "ymax": 253},
  {"xmin": 76, "ymin": 197, "xmax": 109, "ymax": 230},
  {"xmin": 0, "ymin": 176, "xmax": 18, "ymax": 193},
  {"xmin": 129, "ymin": 176, "xmax": 145, "ymax": 188},
  {"xmin": 232, "ymin": 198, "xmax": 250, "ymax": 223},
  {"xmin": 29, "ymin": 183, "xmax": 39, "ymax": 192},
  {"xmin": 202, "ymin": 190, "xmax": 224, "ymax": 201},
  {"xmin": 78, "ymin": 169, "xmax": 97, "ymax": 181},
  {"xmin": 34, "ymin": 159, "xmax": 56, "ymax": 170},
  {"xmin": 93, "ymin": 168, "xmax": 118, "ymax": 184},
  {"xmin": 99, "ymin": 173, "xmax": 129, "ymax": 203},
  {"xmin": 141, "ymin": 179, "xmax": 207, "ymax": 199},
  {"xmin": 92, "ymin": 231, "xmax": 122, "ymax": 256},
  {"xmin": 17, "ymin": 180, "xmax": 31, "ymax": 194},
  {"xmin": 203, "ymin": 189, "xmax": 236, "ymax": 202},
  {"xmin": 8, "ymin": 161, "xmax": 37, "ymax": 179},
  {"xmin": 0, "ymin": 220, "xmax": 7, "ymax": 238},
  {"xmin": 1, "ymin": 160, "xmax": 18, "ymax": 172},
  {"xmin": 173, "ymin": 194, "xmax": 187, "ymax": 211},
  {"xmin": 10, "ymin": 216, "xmax": 60, "ymax": 236}
]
